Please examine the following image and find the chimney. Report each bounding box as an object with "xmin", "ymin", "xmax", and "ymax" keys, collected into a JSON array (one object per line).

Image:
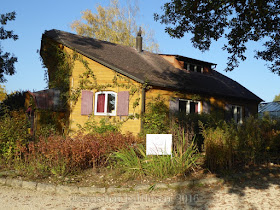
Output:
[{"xmin": 136, "ymin": 27, "xmax": 142, "ymax": 53}]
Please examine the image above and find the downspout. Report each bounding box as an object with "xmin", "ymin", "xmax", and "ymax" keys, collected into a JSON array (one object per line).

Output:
[{"xmin": 140, "ymin": 87, "xmax": 146, "ymax": 132}]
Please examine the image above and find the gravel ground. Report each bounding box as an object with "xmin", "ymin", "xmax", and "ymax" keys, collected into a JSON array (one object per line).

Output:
[{"xmin": 1, "ymin": 182, "xmax": 280, "ymax": 210}]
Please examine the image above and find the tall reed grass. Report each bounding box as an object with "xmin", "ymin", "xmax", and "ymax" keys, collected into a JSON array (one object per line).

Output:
[
  {"xmin": 202, "ymin": 116, "xmax": 280, "ymax": 171},
  {"xmin": 113, "ymin": 127, "xmax": 200, "ymax": 178}
]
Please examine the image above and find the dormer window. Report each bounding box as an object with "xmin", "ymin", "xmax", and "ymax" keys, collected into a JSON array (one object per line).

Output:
[
  {"xmin": 159, "ymin": 54, "xmax": 215, "ymax": 74},
  {"xmin": 184, "ymin": 63, "xmax": 204, "ymax": 73}
]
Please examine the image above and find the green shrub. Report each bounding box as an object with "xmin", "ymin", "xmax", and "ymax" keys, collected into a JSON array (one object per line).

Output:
[
  {"xmin": 172, "ymin": 128, "xmax": 200, "ymax": 174},
  {"xmin": 0, "ymin": 110, "xmax": 30, "ymax": 164},
  {"xmin": 35, "ymin": 110, "xmax": 60, "ymax": 138},
  {"xmin": 142, "ymin": 95, "xmax": 169, "ymax": 134},
  {"xmin": 236, "ymin": 116, "xmax": 264, "ymax": 163},
  {"xmin": 168, "ymin": 104, "xmax": 226, "ymax": 151},
  {"xmin": 35, "ymin": 124, "xmax": 58, "ymax": 139},
  {"xmin": 113, "ymin": 144, "xmax": 146, "ymax": 177}
]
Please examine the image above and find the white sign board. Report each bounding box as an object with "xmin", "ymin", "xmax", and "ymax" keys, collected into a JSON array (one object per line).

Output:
[{"xmin": 146, "ymin": 134, "xmax": 172, "ymax": 156}]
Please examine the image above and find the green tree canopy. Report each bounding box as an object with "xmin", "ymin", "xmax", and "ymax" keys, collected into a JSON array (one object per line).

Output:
[
  {"xmin": 273, "ymin": 94, "xmax": 280, "ymax": 102},
  {"xmin": 71, "ymin": 0, "xmax": 159, "ymax": 52},
  {"xmin": 0, "ymin": 12, "xmax": 18, "ymax": 82},
  {"xmin": 155, "ymin": 0, "xmax": 280, "ymax": 73}
]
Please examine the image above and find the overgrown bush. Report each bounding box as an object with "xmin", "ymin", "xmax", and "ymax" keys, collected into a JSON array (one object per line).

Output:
[
  {"xmin": 35, "ymin": 110, "xmax": 62, "ymax": 138},
  {"xmin": 0, "ymin": 91, "xmax": 26, "ymax": 115},
  {"xmin": 202, "ymin": 122, "xmax": 236, "ymax": 171},
  {"xmin": 173, "ymin": 112, "xmax": 218, "ymax": 151},
  {"xmin": 142, "ymin": 96, "xmax": 222, "ymax": 150},
  {"xmin": 0, "ymin": 110, "xmax": 30, "ymax": 165},
  {"xmin": 14, "ymin": 132, "xmax": 140, "ymax": 177},
  {"xmin": 142, "ymin": 96, "xmax": 169, "ymax": 134},
  {"xmin": 202, "ymin": 116, "xmax": 280, "ymax": 171}
]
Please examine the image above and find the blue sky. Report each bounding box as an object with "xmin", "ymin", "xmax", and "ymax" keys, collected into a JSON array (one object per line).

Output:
[{"xmin": 2, "ymin": 0, "xmax": 280, "ymax": 102}]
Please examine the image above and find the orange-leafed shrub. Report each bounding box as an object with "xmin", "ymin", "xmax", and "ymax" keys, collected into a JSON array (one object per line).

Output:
[{"xmin": 15, "ymin": 132, "xmax": 140, "ymax": 177}]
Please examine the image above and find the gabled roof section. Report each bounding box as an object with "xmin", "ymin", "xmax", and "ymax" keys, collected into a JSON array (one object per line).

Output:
[{"xmin": 41, "ymin": 29, "xmax": 262, "ymax": 102}]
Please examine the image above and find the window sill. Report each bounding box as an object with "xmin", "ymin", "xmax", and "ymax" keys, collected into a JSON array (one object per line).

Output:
[{"xmin": 94, "ymin": 112, "xmax": 116, "ymax": 116}]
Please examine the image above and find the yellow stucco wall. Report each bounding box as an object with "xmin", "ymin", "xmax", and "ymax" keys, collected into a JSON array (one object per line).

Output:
[
  {"xmin": 146, "ymin": 88, "xmax": 210, "ymax": 111},
  {"xmin": 63, "ymin": 47, "xmax": 143, "ymax": 135},
  {"xmin": 145, "ymin": 87, "xmax": 258, "ymax": 118},
  {"xmin": 145, "ymin": 87, "xmax": 202, "ymax": 110}
]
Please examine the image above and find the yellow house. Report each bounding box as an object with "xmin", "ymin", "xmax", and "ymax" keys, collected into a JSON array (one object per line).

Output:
[{"xmin": 36, "ymin": 29, "xmax": 262, "ymax": 135}]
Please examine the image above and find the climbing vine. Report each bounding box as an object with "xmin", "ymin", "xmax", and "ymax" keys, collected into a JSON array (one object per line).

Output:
[
  {"xmin": 41, "ymin": 40, "xmax": 145, "ymax": 132},
  {"xmin": 41, "ymin": 40, "xmax": 75, "ymax": 108},
  {"xmin": 71, "ymin": 54, "xmax": 144, "ymax": 130}
]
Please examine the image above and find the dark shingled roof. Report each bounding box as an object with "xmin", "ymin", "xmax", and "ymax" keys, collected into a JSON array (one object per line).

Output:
[{"xmin": 41, "ymin": 29, "xmax": 262, "ymax": 102}]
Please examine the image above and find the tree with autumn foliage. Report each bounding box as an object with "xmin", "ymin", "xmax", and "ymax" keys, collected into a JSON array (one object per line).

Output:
[
  {"xmin": 71, "ymin": 0, "xmax": 159, "ymax": 52},
  {"xmin": 274, "ymin": 94, "xmax": 280, "ymax": 102},
  {"xmin": 0, "ymin": 85, "xmax": 7, "ymax": 102}
]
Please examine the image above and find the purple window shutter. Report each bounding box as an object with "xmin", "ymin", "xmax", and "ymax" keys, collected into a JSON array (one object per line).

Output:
[
  {"xmin": 81, "ymin": 90, "xmax": 93, "ymax": 115},
  {"xmin": 117, "ymin": 91, "xmax": 129, "ymax": 116}
]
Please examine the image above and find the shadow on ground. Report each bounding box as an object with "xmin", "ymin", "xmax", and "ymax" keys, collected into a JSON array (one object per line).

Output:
[{"xmin": 171, "ymin": 164, "xmax": 280, "ymax": 209}]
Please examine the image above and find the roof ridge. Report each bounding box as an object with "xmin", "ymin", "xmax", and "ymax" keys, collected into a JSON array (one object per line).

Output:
[{"xmin": 50, "ymin": 29, "xmax": 138, "ymax": 51}]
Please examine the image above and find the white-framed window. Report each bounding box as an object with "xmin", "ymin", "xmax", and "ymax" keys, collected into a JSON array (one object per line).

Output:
[
  {"xmin": 94, "ymin": 91, "xmax": 117, "ymax": 116},
  {"xmin": 231, "ymin": 105, "xmax": 243, "ymax": 124},
  {"xmin": 179, "ymin": 99, "xmax": 201, "ymax": 114}
]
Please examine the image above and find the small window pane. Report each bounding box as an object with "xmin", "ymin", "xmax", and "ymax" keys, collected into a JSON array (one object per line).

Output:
[
  {"xmin": 179, "ymin": 100, "xmax": 187, "ymax": 114},
  {"xmin": 237, "ymin": 106, "xmax": 241, "ymax": 123},
  {"xmin": 190, "ymin": 101, "xmax": 196, "ymax": 113},
  {"xmin": 197, "ymin": 66, "xmax": 202, "ymax": 73},
  {"xmin": 190, "ymin": 65, "xmax": 195, "ymax": 72},
  {"xmin": 183, "ymin": 62, "xmax": 189, "ymax": 70},
  {"xmin": 195, "ymin": 102, "xmax": 199, "ymax": 113},
  {"xmin": 97, "ymin": 94, "xmax": 105, "ymax": 113},
  {"xmin": 230, "ymin": 105, "xmax": 243, "ymax": 124},
  {"xmin": 190, "ymin": 101, "xmax": 199, "ymax": 113},
  {"xmin": 107, "ymin": 93, "xmax": 116, "ymax": 113}
]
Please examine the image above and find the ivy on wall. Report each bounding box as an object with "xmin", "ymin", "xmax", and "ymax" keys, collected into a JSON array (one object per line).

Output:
[
  {"xmin": 41, "ymin": 40, "xmax": 75, "ymax": 109},
  {"xmin": 41, "ymin": 40, "xmax": 145, "ymax": 132}
]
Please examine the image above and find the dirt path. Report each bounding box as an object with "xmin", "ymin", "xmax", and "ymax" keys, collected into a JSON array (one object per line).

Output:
[{"xmin": 0, "ymin": 182, "xmax": 280, "ymax": 210}]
